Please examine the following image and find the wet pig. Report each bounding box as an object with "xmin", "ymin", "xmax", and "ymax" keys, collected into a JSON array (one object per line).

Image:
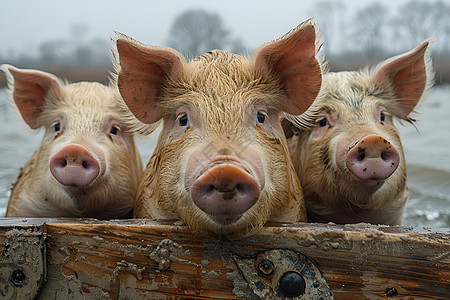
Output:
[
  {"xmin": 284, "ymin": 40, "xmax": 433, "ymax": 225},
  {"xmin": 1, "ymin": 65, "xmax": 143, "ymax": 218},
  {"xmin": 115, "ymin": 20, "xmax": 323, "ymax": 236}
]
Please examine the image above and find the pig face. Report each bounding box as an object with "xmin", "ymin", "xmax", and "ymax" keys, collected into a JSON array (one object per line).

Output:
[
  {"xmin": 2, "ymin": 65, "xmax": 143, "ymax": 218},
  {"xmin": 115, "ymin": 20, "xmax": 323, "ymax": 236},
  {"xmin": 285, "ymin": 40, "xmax": 433, "ymax": 225}
]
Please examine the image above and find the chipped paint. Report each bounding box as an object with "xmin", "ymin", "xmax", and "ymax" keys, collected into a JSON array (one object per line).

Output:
[
  {"xmin": 149, "ymin": 239, "xmax": 193, "ymax": 271},
  {"xmin": 0, "ymin": 228, "xmax": 46, "ymax": 299}
]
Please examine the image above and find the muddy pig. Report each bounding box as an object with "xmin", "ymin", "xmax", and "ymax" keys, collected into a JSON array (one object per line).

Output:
[
  {"xmin": 1, "ymin": 65, "xmax": 143, "ymax": 218},
  {"xmin": 115, "ymin": 19, "xmax": 323, "ymax": 236},
  {"xmin": 283, "ymin": 40, "xmax": 433, "ymax": 225}
]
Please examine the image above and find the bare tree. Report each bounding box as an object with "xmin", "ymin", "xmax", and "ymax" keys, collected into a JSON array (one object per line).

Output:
[
  {"xmin": 34, "ymin": 23, "xmax": 111, "ymax": 68},
  {"xmin": 70, "ymin": 23, "xmax": 90, "ymax": 47},
  {"xmin": 309, "ymin": 1, "xmax": 345, "ymax": 54},
  {"xmin": 353, "ymin": 3, "xmax": 388, "ymax": 58},
  {"xmin": 392, "ymin": 0, "xmax": 450, "ymax": 53},
  {"xmin": 167, "ymin": 10, "xmax": 230, "ymax": 59},
  {"xmin": 90, "ymin": 38, "xmax": 112, "ymax": 66},
  {"xmin": 38, "ymin": 39, "xmax": 69, "ymax": 66},
  {"xmin": 70, "ymin": 23, "xmax": 92, "ymax": 67},
  {"xmin": 74, "ymin": 46, "xmax": 93, "ymax": 67}
]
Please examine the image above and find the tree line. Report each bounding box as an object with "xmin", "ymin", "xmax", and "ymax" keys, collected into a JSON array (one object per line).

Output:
[{"xmin": 1, "ymin": 0, "xmax": 449, "ymax": 84}]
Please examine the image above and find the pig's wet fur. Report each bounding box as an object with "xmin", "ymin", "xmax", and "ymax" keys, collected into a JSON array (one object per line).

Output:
[
  {"xmin": 285, "ymin": 40, "xmax": 434, "ymax": 225},
  {"xmin": 115, "ymin": 20, "xmax": 324, "ymax": 236},
  {"xmin": 134, "ymin": 113, "xmax": 304, "ymax": 236},
  {"xmin": 2, "ymin": 66, "xmax": 143, "ymax": 219}
]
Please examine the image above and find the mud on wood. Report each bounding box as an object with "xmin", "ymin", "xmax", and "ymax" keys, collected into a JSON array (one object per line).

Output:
[{"xmin": 0, "ymin": 218, "xmax": 449, "ymax": 299}]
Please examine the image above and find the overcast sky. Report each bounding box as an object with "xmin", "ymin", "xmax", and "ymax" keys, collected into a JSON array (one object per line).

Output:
[{"xmin": 0, "ymin": 0, "xmax": 419, "ymax": 58}]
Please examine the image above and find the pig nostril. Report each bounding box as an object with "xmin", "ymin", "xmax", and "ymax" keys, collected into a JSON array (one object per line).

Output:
[
  {"xmin": 236, "ymin": 183, "xmax": 244, "ymax": 191},
  {"xmin": 82, "ymin": 161, "xmax": 89, "ymax": 169},
  {"xmin": 54, "ymin": 159, "xmax": 67, "ymax": 168},
  {"xmin": 207, "ymin": 185, "xmax": 215, "ymax": 192},
  {"xmin": 356, "ymin": 152, "xmax": 365, "ymax": 162},
  {"xmin": 356, "ymin": 148, "xmax": 366, "ymax": 161},
  {"xmin": 381, "ymin": 151, "xmax": 390, "ymax": 161}
]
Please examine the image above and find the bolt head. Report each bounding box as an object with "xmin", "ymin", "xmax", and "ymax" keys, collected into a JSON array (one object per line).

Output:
[
  {"xmin": 279, "ymin": 271, "xmax": 305, "ymax": 298},
  {"xmin": 11, "ymin": 269, "xmax": 25, "ymax": 284}
]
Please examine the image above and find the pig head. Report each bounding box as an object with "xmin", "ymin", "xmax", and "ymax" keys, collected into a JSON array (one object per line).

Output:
[
  {"xmin": 115, "ymin": 20, "xmax": 323, "ymax": 236},
  {"xmin": 1, "ymin": 65, "xmax": 143, "ymax": 218},
  {"xmin": 284, "ymin": 40, "xmax": 434, "ymax": 225}
]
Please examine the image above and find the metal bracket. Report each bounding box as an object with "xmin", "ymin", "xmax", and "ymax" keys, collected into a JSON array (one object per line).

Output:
[
  {"xmin": 233, "ymin": 248, "xmax": 334, "ymax": 299},
  {"xmin": 0, "ymin": 228, "xmax": 46, "ymax": 300}
]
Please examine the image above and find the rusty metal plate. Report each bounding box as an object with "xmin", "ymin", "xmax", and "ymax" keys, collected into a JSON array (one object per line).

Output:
[
  {"xmin": 233, "ymin": 248, "xmax": 333, "ymax": 299},
  {"xmin": 0, "ymin": 228, "xmax": 46, "ymax": 299}
]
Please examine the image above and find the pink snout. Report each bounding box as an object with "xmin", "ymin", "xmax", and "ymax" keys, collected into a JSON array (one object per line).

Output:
[
  {"xmin": 191, "ymin": 164, "xmax": 260, "ymax": 224},
  {"xmin": 50, "ymin": 144, "xmax": 100, "ymax": 188},
  {"xmin": 346, "ymin": 134, "xmax": 400, "ymax": 183}
]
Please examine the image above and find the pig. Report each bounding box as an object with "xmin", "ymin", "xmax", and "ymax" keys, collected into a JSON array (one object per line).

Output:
[
  {"xmin": 114, "ymin": 19, "xmax": 323, "ymax": 236},
  {"xmin": 1, "ymin": 65, "xmax": 143, "ymax": 218},
  {"xmin": 283, "ymin": 40, "xmax": 434, "ymax": 225}
]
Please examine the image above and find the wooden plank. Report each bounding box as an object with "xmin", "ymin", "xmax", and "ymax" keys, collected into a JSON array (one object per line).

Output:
[
  {"xmin": 0, "ymin": 218, "xmax": 47, "ymax": 254},
  {"xmin": 0, "ymin": 218, "xmax": 47, "ymax": 299},
  {"xmin": 0, "ymin": 219, "xmax": 449, "ymax": 299}
]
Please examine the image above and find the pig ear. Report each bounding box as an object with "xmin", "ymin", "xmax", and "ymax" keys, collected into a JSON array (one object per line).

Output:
[
  {"xmin": 116, "ymin": 34, "xmax": 184, "ymax": 124},
  {"xmin": 255, "ymin": 19, "xmax": 322, "ymax": 115},
  {"xmin": 0, "ymin": 64, "xmax": 63, "ymax": 129},
  {"xmin": 372, "ymin": 39, "xmax": 434, "ymax": 119}
]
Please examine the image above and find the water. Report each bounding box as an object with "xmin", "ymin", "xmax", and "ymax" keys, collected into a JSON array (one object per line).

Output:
[
  {"xmin": 0, "ymin": 87, "xmax": 449, "ymax": 228},
  {"xmin": 396, "ymin": 85, "xmax": 450, "ymax": 228}
]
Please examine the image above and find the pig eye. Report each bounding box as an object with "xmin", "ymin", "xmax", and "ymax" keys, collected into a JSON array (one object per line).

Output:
[
  {"xmin": 110, "ymin": 125, "xmax": 119, "ymax": 135},
  {"xmin": 51, "ymin": 122, "xmax": 61, "ymax": 132},
  {"xmin": 319, "ymin": 118, "xmax": 328, "ymax": 127},
  {"xmin": 177, "ymin": 113, "xmax": 189, "ymax": 127},
  {"xmin": 257, "ymin": 112, "xmax": 266, "ymax": 124},
  {"xmin": 380, "ymin": 112, "xmax": 385, "ymax": 122}
]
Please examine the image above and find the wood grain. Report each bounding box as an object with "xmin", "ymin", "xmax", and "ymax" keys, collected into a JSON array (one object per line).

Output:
[{"xmin": 0, "ymin": 219, "xmax": 449, "ymax": 299}]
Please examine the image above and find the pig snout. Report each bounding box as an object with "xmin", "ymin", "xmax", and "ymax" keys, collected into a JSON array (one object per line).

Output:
[
  {"xmin": 346, "ymin": 134, "xmax": 400, "ymax": 183},
  {"xmin": 191, "ymin": 160, "xmax": 260, "ymax": 224},
  {"xmin": 50, "ymin": 144, "xmax": 100, "ymax": 188}
]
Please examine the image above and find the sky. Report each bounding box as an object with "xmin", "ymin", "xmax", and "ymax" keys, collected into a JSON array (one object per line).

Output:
[{"xmin": 0, "ymin": 0, "xmax": 415, "ymax": 58}]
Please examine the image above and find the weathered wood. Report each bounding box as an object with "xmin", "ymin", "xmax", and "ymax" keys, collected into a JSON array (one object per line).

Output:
[
  {"xmin": 0, "ymin": 218, "xmax": 449, "ymax": 299},
  {"xmin": 0, "ymin": 220, "xmax": 46, "ymax": 299}
]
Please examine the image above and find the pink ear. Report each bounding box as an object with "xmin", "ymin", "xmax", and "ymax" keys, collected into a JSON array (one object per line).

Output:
[
  {"xmin": 255, "ymin": 19, "xmax": 322, "ymax": 115},
  {"xmin": 372, "ymin": 40, "xmax": 433, "ymax": 119},
  {"xmin": 116, "ymin": 36, "xmax": 184, "ymax": 124},
  {"xmin": 1, "ymin": 65, "xmax": 63, "ymax": 129}
]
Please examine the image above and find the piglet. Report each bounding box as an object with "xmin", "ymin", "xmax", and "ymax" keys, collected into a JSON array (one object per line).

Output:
[
  {"xmin": 115, "ymin": 20, "xmax": 323, "ymax": 236},
  {"xmin": 284, "ymin": 40, "xmax": 433, "ymax": 225},
  {"xmin": 1, "ymin": 65, "xmax": 143, "ymax": 218}
]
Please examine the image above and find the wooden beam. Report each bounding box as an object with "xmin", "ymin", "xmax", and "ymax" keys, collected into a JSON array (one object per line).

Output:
[{"xmin": 0, "ymin": 219, "xmax": 449, "ymax": 299}]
